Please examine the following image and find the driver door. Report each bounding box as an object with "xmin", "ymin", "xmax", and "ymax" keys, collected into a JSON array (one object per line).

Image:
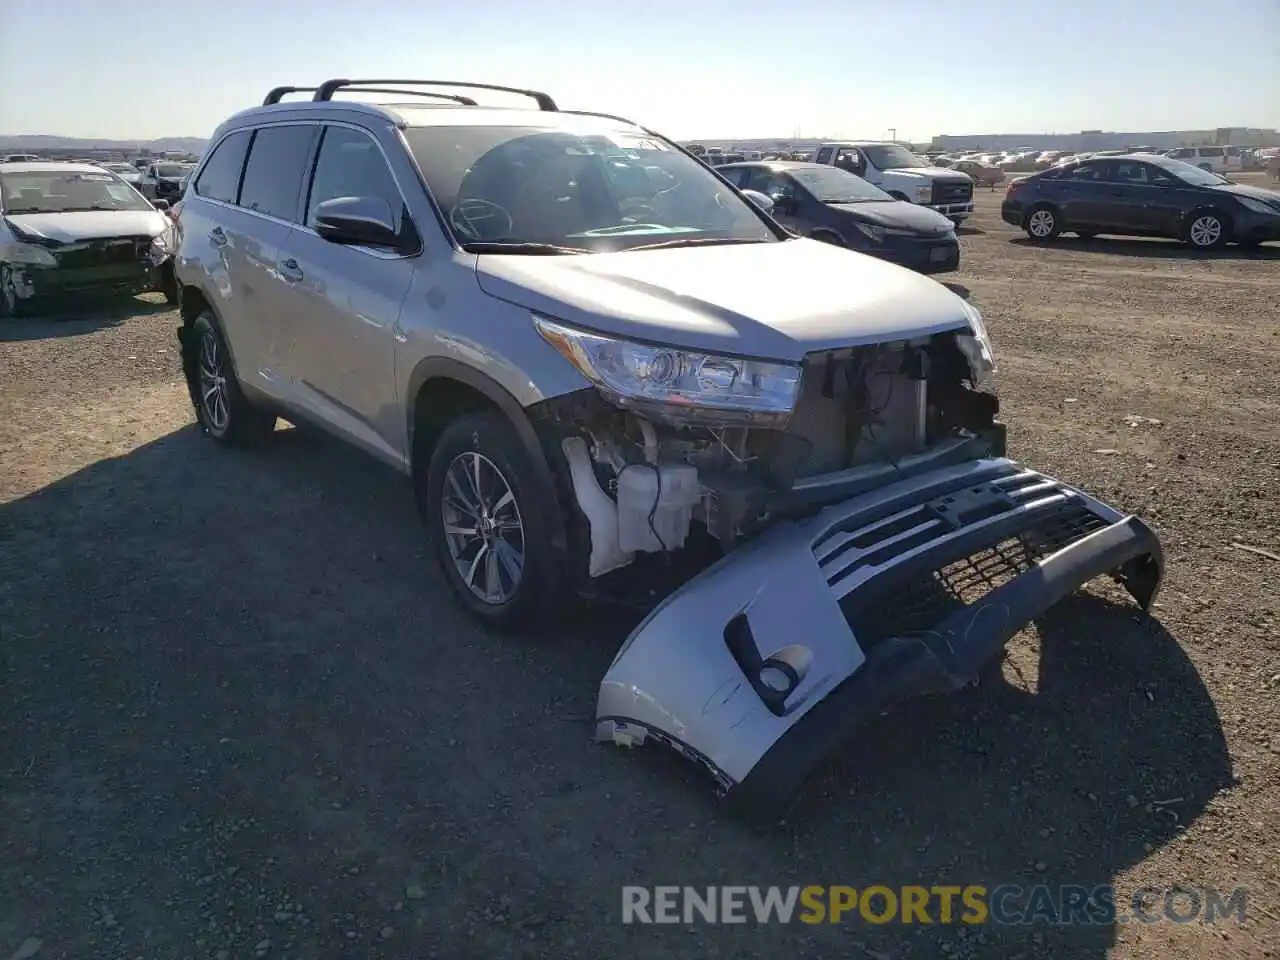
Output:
[{"xmin": 744, "ymin": 170, "xmax": 802, "ymax": 230}]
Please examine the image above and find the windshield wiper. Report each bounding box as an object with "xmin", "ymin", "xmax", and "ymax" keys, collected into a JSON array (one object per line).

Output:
[
  {"xmin": 461, "ymin": 241, "xmax": 584, "ymax": 255},
  {"xmin": 628, "ymin": 237, "xmax": 775, "ymax": 252}
]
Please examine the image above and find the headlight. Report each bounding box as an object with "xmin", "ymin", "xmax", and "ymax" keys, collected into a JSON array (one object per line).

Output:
[
  {"xmin": 534, "ymin": 316, "xmax": 801, "ymax": 427},
  {"xmin": 4, "ymin": 242, "xmax": 57, "ymax": 267},
  {"xmin": 915, "ymin": 185, "xmax": 932, "ymax": 202},
  {"xmin": 1237, "ymin": 196, "xmax": 1280, "ymax": 216},
  {"xmin": 955, "ymin": 301, "xmax": 996, "ymax": 383},
  {"xmin": 852, "ymin": 221, "xmax": 885, "ymax": 242}
]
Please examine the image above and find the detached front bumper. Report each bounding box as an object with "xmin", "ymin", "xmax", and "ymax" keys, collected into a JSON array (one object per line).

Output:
[{"xmin": 596, "ymin": 458, "xmax": 1163, "ymax": 813}]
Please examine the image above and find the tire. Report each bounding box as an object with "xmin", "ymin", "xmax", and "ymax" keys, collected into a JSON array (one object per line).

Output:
[
  {"xmin": 809, "ymin": 230, "xmax": 844, "ymax": 246},
  {"xmin": 0, "ymin": 264, "xmax": 31, "ymax": 318},
  {"xmin": 1183, "ymin": 210, "xmax": 1229, "ymax": 250},
  {"xmin": 188, "ymin": 310, "xmax": 276, "ymax": 445},
  {"xmin": 1197, "ymin": 163, "xmax": 1212, "ymax": 172},
  {"xmin": 423, "ymin": 411, "xmax": 564, "ymax": 631},
  {"xmin": 1024, "ymin": 204, "xmax": 1061, "ymax": 240},
  {"xmin": 159, "ymin": 262, "xmax": 178, "ymax": 305},
  {"xmin": 888, "ymin": 191, "xmax": 909, "ymax": 202}
]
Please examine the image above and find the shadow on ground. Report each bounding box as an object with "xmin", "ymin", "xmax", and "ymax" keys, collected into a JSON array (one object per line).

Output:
[
  {"xmin": 1009, "ymin": 235, "xmax": 1280, "ymax": 260},
  {"xmin": 0, "ymin": 296, "xmax": 171, "ymax": 343},
  {"xmin": 0, "ymin": 425, "xmax": 1233, "ymax": 959}
]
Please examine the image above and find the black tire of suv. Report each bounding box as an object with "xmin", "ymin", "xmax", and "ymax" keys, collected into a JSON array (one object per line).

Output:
[
  {"xmin": 188, "ymin": 310, "xmax": 276, "ymax": 445},
  {"xmin": 0, "ymin": 264, "xmax": 30, "ymax": 318},
  {"xmin": 423, "ymin": 411, "xmax": 562, "ymax": 632}
]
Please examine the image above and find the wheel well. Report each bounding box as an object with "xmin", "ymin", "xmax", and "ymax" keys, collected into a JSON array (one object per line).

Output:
[
  {"xmin": 888, "ymin": 191, "xmax": 909, "ymax": 201},
  {"xmin": 1186, "ymin": 205, "xmax": 1231, "ymax": 228},
  {"xmin": 410, "ymin": 376, "xmax": 503, "ymax": 471},
  {"xmin": 179, "ymin": 286, "xmax": 210, "ymax": 327}
]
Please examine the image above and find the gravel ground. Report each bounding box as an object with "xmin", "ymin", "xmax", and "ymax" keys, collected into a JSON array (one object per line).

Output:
[{"xmin": 2, "ymin": 178, "xmax": 1278, "ymax": 960}]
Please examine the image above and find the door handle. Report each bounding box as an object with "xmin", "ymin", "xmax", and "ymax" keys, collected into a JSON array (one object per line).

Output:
[
  {"xmin": 278, "ymin": 258, "xmax": 304, "ymax": 283},
  {"xmin": 208, "ymin": 226, "xmax": 227, "ymax": 247}
]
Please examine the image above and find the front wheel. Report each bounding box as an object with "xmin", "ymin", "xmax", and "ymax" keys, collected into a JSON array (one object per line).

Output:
[
  {"xmin": 1183, "ymin": 211, "xmax": 1228, "ymax": 250},
  {"xmin": 0, "ymin": 264, "xmax": 31, "ymax": 318},
  {"xmin": 423, "ymin": 411, "xmax": 565, "ymax": 631},
  {"xmin": 1024, "ymin": 204, "xmax": 1061, "ymax": 241}
]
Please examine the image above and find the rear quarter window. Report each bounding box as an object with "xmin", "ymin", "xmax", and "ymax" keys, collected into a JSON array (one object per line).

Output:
[{"xmin": 194, "ymin": 130, "xmax": 252, "ymax": 204}]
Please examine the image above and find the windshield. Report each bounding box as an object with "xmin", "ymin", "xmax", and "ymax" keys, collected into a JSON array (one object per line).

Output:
[
  {"xmin": 403, "ymin": 125, "xmax": 777, "ymax": 252},
  {"xmin": 156, "ymin": 164, "xmax": 190, "ymax": 178},
  {"xmin": 0, "ymin": 169, "xmax": 153, "ymax": 214},
  {"xmin": 789, "ymin": 166, "xmax": 892, "ymax": 203},
  {"xmin": 862, "ymin": 144, "xmax": 929, "ymax": 170},
  {"xmin": 1153, "ymin": 158, "xmax": 1229, "ymax": 186}
]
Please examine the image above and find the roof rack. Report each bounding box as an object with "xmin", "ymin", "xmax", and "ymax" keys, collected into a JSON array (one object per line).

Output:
[
  {"xmin": 312, "ymin": 78, "xmax": 558, "ymax": 111},
  {"xmin": 263, "ymin": 85, "xmax": 477, "ymax": 106}
]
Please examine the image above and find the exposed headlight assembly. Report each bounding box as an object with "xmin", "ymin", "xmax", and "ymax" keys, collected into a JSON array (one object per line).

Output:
[
  {"xmin": 534, "ymin": 316, "xmax": 801, "ymax": 427},
  {"xmin": 955, "ymin": 301, "xmax": 997, "ymax": 384}
]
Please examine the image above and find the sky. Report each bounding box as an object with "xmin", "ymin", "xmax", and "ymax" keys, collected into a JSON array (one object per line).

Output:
[{"xmin": 1, "ymin": 0, "xmax": 1277, "ymax": 142}]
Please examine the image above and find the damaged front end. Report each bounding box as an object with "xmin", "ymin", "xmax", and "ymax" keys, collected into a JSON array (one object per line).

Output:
[
  {"xmin": 595, "ymin": 458, "xmax": 1162, "ymax": 815},
  {"xmin": 537, "ymin": 311, "xmax": 1162, "ymax": 813}
]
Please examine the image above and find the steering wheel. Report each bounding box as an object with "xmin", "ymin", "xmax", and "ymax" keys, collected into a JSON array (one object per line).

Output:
[{"xmin": 450, "ymin": 198, "xmax": 514, "ymax": 241}]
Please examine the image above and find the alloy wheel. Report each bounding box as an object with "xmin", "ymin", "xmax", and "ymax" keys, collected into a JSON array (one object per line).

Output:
[
  {"xmin": 1188, "ymin": 215, "xmax": 1222, "ymax": 248},
  {"xmin": 441, "ymin": 451, "xmax": 526, "ymax": 604},
  {"xmin": 197, "ymin": 329, "xmax": 229, "ymax": 432},
  {"xmin": 1027, "ymin": 209, "xmax": 1055, "ymax": 237}
]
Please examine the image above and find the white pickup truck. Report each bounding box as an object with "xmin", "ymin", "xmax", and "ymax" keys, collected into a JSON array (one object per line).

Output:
[{"xmin": 813, "ymin": 141, "xmax": 976, "ymax": 224}]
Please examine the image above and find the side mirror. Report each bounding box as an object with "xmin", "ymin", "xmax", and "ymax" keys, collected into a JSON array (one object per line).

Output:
[
  {"xmin": 740, "ymin": 189, "xmax": 775, "ymax": 213},
  {"xmin": 152, "ymin": 198, "xmax": 170, "ymax": 211},
  {"xmin": 313, "ymin": 196, "xmax": 407, "ymax": 249}
]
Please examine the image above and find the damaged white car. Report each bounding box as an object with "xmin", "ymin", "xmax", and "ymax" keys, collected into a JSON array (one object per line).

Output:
[{"xmin": 177, "ymin": 80, "xmax": 1164, "ymax": 814}]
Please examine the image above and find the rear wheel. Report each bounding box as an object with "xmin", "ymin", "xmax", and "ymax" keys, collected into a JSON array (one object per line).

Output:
[
  {"xmin": 1024, "ymin": 204, "xmax": 1061, "ymax": 240},
  {"xmin": 1183, "ymin": 211, "xmax": 1228, "ymax": 250},
  {"xmin": 189, "ymin": 311, "xmax": 276, "ymax": 444}
]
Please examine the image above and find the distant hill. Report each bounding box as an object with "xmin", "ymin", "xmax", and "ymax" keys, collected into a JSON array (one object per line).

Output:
[{"xmin": 0, "ymin": 134, "xmax": 208, "ymax": 154}]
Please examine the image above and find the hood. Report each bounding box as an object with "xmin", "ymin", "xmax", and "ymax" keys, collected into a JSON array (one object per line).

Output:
[
  {"xmin": 4, "ymin": 209, "xmax": 167, "ymax": 244},
  {"xmin": 474, "ymin": 238, "xmax": 972, "ymax": 363},
  {"xmin": 828, "ymin": 199, "xmax": 956, "ymax": 234},
  {"xmin": 882, "ymin": 166, "xmax": 972, "ymax": 183}
]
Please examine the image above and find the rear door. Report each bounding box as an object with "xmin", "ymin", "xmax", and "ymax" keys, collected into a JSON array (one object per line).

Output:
[
  {"xmin": 1051, "ymin": 160, "xmax": 1109, "ymax": 229},
  {"xmin": 214, "ymin": 123, "xmax": 318, "ymax": 395},
  {"xmin": 274, "ymin": 123, "xmax": 416, "ymax": 463}
]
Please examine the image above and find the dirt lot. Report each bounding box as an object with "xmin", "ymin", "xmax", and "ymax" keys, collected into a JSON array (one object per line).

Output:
[{"xmin": 2, "ymin": 176, "xmax": 1278, "ymax": 960}]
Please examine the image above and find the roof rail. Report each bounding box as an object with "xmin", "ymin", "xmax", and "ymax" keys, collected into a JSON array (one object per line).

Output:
[
  {"xmin": 559, "ymin": 109, "xmax": 637, "ymax": 126},
  {"xmin": 264, "ymin": 85, "xmax": 478, "ymax": 107},
  {"xmin": 312, "ymin": 78, "xmax": 557, "ymax": 111}
]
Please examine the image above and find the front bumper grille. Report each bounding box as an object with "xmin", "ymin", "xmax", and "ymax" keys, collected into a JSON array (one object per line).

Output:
[
  {"xmin": 931, "ymin": 180, "xmax": 974, "ymax": 205},
  {"xmin": 53, "ymin": 236, "xmax": 152, "ymax": 269},
  {"xmin": 813, "ymin": 466, "xmax": 1114, "ymax": 645}
]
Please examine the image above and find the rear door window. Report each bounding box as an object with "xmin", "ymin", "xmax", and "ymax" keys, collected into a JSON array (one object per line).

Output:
[
  {"xmin": 238, "ymin": 124, "xmax": 318, "ymax": 221},
  {"xmin": 193, "ymin": 130, "xmax": 251, "ymax": 204}
]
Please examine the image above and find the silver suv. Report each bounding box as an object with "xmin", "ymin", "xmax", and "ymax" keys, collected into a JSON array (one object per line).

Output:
[{"xmin": 176, "ymin": 80, "xmax": 1163, "ymax": 812}]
